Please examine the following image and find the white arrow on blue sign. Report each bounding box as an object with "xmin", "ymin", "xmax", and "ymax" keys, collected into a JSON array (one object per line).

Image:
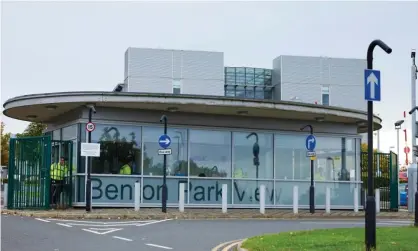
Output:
[
  {"xmin": 158, "ymin": 134, "xmax": 171, "ymax": 149},
  {"xmin": 364, "ymin": 69, "xmax": 381, "ymax": 101},
  {"xmin": 305, "ymin": 135, "xmax": 316, "ymax": 151}
]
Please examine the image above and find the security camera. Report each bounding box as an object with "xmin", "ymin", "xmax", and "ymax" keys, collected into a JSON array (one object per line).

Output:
[
  {"xmin": 409, "ymin": 106, "xmax": 418, "ymax": 115},
  {"xmin": 86, "ymin": 104, "xmax": 96, "ymax": 113}
]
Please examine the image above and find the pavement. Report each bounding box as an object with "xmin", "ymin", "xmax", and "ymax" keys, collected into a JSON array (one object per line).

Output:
[
  {"xmin": 1, "ymin": 214, "xmax": 413, "ymax": 251},
  {"xmin": 1, "ymin": 208, "xmax": 414, "ymax": 220}
]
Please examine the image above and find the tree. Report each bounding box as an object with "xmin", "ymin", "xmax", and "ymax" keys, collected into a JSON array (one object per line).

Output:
[
  {"xmin": 1, "ymin": 122, "xmax": 11, "ymax": 166},
  {"xmin": 16, "ymin": 122, "xmax": 47, "ymax": 137},
  {"xmin": 361, "ymin": 143, "xmax": 390, "ymax": 174}
]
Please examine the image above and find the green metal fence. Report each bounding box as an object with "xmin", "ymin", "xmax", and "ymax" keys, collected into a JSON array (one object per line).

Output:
[
  {"xmin": 360, "ymin": 151, "xmax": 399, "ymax": 211},
  {"xmin": 7, "ymin": 136, "xmax": 73, "ymax": 210}
]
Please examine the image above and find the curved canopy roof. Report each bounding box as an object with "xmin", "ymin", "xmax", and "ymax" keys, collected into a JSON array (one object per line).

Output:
[{"xmin": 3, "ymin": 91, "xmax": 381, "ymax": 133}]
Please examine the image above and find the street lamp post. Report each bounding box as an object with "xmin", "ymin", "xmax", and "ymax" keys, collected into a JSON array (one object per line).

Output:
[
  {"xmin": 160, "ymin": 115, "xmax": 168, "ymax": 213},
  {"xmin": 247, "ymin": 133, "xmax": 260, "ymax": 188},
  {"xmin": 300, "ymin": 124, "xmax": 315, "ymax": 214},
  {"xmin": 410, "ymin": 49, "xmax": 418, "ymax": 227},
  {"xmin": 409, "ymin": 107, "xmax": 418, "ymax": 226},
  {"xmin": 86, "ymin": 105, "xmax": 96, "ymax": 212},
  {"xmin": 365, "ymin": 40, "xmax": 392, "ymax": 250}
]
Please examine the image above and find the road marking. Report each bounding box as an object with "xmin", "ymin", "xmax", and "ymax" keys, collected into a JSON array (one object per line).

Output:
[
  {"xmin": 48, "ymin": 219, "xmax": 152, "ymax": 224},
  {"xmin": 56, "ymin": 223, "xmax": 72, "ymax": 228},
  {"xmin": 145, "ymin": 243, "xmax": 173, "ymax": 250},
  {"xmin": 112, "ymin": 236, "xmax": 132, "ymax": 242},
  {"xmin": 35, "ymin": 218, "xmax": 50, "ymax": 223},
  {"xmin": 136, "ymin": 219, "xmax": 172, "ymax": 227},
  {"xmin": 222, "ymin": 240, "xmax": 241, "ymax": 251},
  {"xmin": 211, "ymin": 239, "xmax": 242, "ymax": 251},
  {"xmin": 81, "ymin": 228, "xmax": 122, "ymax": 235}
]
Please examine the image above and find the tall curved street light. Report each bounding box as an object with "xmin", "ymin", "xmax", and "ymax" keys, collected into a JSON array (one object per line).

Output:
[
  {"xmin": 365, "ymin": 39, "xmax": 392, "ymax": 251},
  {"xmin": 300, "ymin": 124, "xmax": 315, "ymax": 214},
  {"xmin": 247, "ymin": 133, "xmax": 260, "ymax": 188}
]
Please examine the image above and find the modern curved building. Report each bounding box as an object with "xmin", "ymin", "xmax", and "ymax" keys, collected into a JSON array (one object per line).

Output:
[{"xmin": 2, "ymin": 47, "xmax": 378, "ymax": 209}]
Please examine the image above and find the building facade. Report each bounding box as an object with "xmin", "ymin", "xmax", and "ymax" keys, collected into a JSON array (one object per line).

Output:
[
  {"xmin": 123, "ymin": 48, "xmax": 366, "ymax": 111},
  {"xmin": 124, "ymin": 48, "xmax": 225, "ymax": 96},
  {"xmin": 3, "ymin": 47, "xmax": 377, "ymax": 209},
  {"xmin": 272, "ymin": 55, "xmax": 367, "ymax": 111}
]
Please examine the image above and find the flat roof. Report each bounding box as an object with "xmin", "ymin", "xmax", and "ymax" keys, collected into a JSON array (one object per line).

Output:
[{"xmin": 2, "ymin": 91, "xmax": 381, "ymax": 132}]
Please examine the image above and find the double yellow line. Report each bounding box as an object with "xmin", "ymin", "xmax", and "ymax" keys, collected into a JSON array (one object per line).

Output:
[{"xmin": 211, "ymin": 239, "xmax": 243, "ymax": 251}]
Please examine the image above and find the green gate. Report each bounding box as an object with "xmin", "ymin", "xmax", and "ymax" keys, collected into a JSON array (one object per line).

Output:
[
  {"xmin": 360, "ymin": 151, "xmax": 399, "ymax": 211},
  {"xmin": 7, "ymin": 136, "xmax": 73, "ymax": 210}
]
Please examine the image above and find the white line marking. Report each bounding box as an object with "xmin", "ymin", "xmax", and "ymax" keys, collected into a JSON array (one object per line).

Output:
[
  {"xmin": 47, "ymin": 219, "xmax": 153, "ymax": 224},
  {"xmin": 136, "ymin": 219, "xmax": 172, "ymax": 227},
  {"xmin": 83, "ymin": 228, "xmax": 122, "ymax": 235},
  {"xmin": 112, "ymin": 236, "xmax": 132, "ymax": 242},
  {"xmin": 145, "ymin": 243, "xmax": 173, "ymax": 250},
  {"xmin": 35, "ymin": 218, "xmax": 50, "ymax": 223},
  {"xmin": 64, "ymin": 222, "xmax": 153, "ymax": 227},
  {"xmin": 56, "ymin": 223, "xmax": 72, "ymax": 228}
]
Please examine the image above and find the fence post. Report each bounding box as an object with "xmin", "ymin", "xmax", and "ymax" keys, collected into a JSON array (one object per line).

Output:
[
  {"xmin": 4, "ymin": 184, "xmax": 7, "ymax": 208},
  {"xmin": 293, "ymin": 186, "xmax": 298, "ymax": 214},
  {"xmin": 375, "ymin": 188, "xmax": 380, "ymax": 213},
  {"xmin": 259, "ymin": 185, "xmax": 265, "ymax": 214},
  {"xmin": 222, "ymin": 184, "xmax": 227, "ymax": 213},
  {"xmin": 354, "ymin": 186, "xmax": 359, "ymax": 212},
  {"xmin": 325, "ymin": 187, "xmax": 331, "ymax": 213},
  {"xmin": 134, "ymin": 181, "xmax": 140, "ymax": 212},
  {"xmin": 179, "ymin": 183, "xmax": 185, "ymax": 213}
]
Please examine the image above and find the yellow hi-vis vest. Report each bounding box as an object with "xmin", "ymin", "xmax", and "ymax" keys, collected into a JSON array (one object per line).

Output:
[
  {"xmin": 233, "ymin": 168, "xmax": 247, "ymax": 178},
  {"xmin": 119, "ymin": 164, "xmax": 132, "ymax": 175},
  {"xmin": 50, "ymin": 163, "xmax": 68, "ymax": 180},
  {"xmin": 315, "ymin": 172, "xmax": 325, "ymax": 181}
]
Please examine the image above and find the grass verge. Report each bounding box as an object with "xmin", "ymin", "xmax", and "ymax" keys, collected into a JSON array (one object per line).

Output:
[{"xmin": 241, "ymin": 226, "xmax": 418, "ymax": 251}]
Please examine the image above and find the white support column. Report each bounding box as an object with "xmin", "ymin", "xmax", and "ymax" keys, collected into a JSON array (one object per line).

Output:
[
  {"xmin": 354, "ymin": 187, "xmax": 359, "ymax": 212},
  {"xmin": 134, "ymin": 181, "xmax": 140, "ymax": 212},
  {"xmin": 179, "ymin": 183, "xmax": 185, "ymax": 213},
  {"xmin": 375, "ymin": 188, "xmax": 380, "ymax": 213},
  {"xmin": 4, "ymin": 184, "xmax": 8, "ymax": 208},
  {"xmin": 325, "ymin": 187, "xmax": 331, "ymax": 213},
  {"xmin": 293, "ymin": 186, "xmax": 298, "ymax": 214},
  {"xmin": 259, "ymin": 185, "xmax": 266, "ymax": 214},
  {"xmin": 222, "ymin": 184, "xmax": 227, "ymax": 214}
]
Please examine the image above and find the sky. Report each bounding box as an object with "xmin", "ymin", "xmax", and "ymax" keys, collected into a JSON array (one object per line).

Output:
[{"xmin": 1, "ymin": 1, "xmax": 418, "ymax": 165}]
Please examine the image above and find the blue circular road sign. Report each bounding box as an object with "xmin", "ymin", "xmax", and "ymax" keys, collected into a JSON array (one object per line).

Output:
[
  {"xmin": 305, "ymin": 135, "xmax": 316, "ymax": 151},
  {"xmin": 158, "ymin": 134, "xmax": 171, "ymax": 149}
]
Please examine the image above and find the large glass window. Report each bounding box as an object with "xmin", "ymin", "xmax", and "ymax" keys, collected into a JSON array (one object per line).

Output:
[
  {"xmin": 233, "ymin": 132, "xmax": 273, "ymax": 179},
  {"xmin": 315, "ymin": 136, "xmax": 348, "ymax": 181},
  {"xmin": 89, "ymin": 124, "xmax": 142, "ymax": 174},
  {"xmin": 275, "ymin": 134, "xmax": 310, "ymax": 180},
  {"xmin": 53, "ymin": 129, "xmax": 61, "ymax": 141},
  {"xmin": 142, "ymin": 127, "xmax": 187, "ymax": 176},
  {"xmin": 62, "ymin": 124, "xmax": 78, "ymax": 140},
  {"xmin": 189, "ymin": 129, "xmax": 231, "ymax": 177}
]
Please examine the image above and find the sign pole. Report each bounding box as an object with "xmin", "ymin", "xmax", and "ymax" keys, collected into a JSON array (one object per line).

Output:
[
  {"xmin": 85, "ymin": 106, "xmax": 96, "ymax": 212},
  {"xmin": 301, "ymin": 124, "xmax": 316, "ymax": 214},
  {"xmin": 160, "ymin": 115, "xmax": 169, "ymax": 213},
  {"xmin": 364, "ymin": 40, "xmax": 392, "ymax": 250},
  {"xmin": 410, "ymin": 49, "xmax": 418, "ymax": 227}
]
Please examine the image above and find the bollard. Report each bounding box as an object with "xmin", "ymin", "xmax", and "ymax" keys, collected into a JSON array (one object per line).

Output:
[
  {"xmin": 375, "ymin": 188, "xmax": 380, "ymax": 213},
  {"xmin": 134, "ymin": 181, "xmax": 140, "ymax": 212},
  {"xmin": 222, "ymin": 184, "xmax": 227, "ymax": 213},
  {"xmin": 325, "ymin": 187, "xmax": 331, "ymax": 214},
  {"xmin": 4, "ymin": 184, "xmax": 8, "ymax": 208},
  {"xmin": 354, "ymin": 187, "xmax": 359, "ymax": 212},
  {"xmin": 259, "ymin": 185, "xmax": 266, "ymax": 214},
  {"xmin": 179, "ymin": 183, "xmax": 185, "ymax": 213},
  {"xmin": 293, "ymin": 185, "xmax": 298, "ymax": 214}
]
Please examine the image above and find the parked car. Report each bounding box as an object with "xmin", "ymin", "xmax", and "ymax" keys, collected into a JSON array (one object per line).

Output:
[{"xmin": 399, "ymin": 183, "xmax": 408, "ymax": 206}]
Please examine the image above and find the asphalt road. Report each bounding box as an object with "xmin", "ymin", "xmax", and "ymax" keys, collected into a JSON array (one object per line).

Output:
[{"xmin": 1, "ymin": 215, "xmax": 413, "ymax": 251}]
